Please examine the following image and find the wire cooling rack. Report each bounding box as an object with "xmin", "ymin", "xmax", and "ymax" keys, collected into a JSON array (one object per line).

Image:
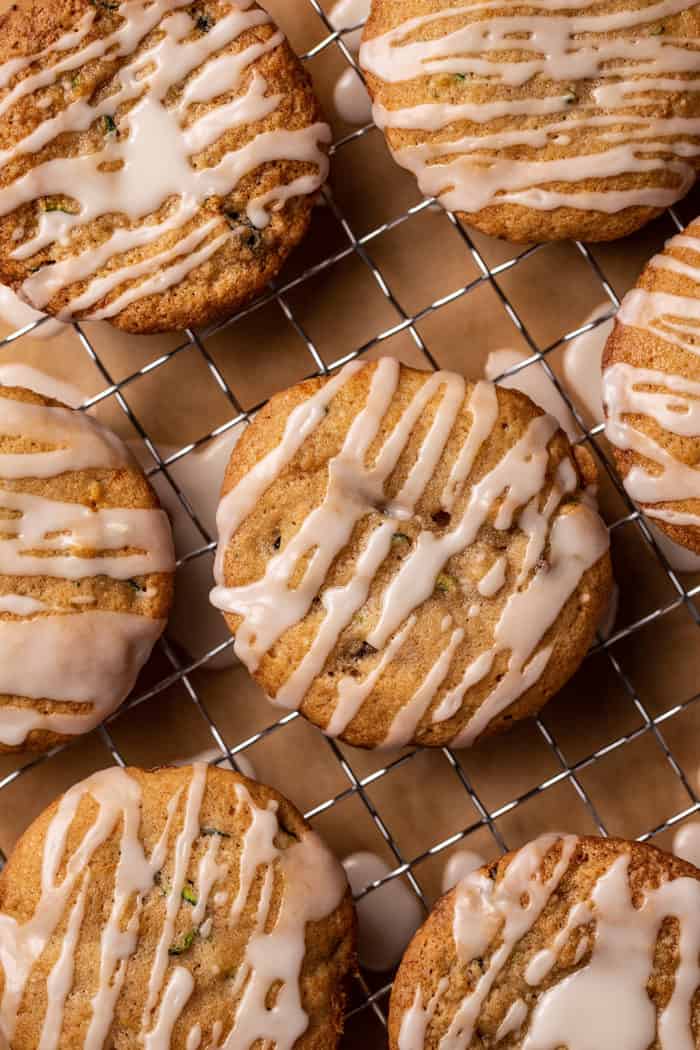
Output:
[{"xmin": 1, "ymin": 0, "xmax": 700, "ymax": 1038}]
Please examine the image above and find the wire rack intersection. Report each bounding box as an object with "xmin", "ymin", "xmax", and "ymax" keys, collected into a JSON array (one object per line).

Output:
[{"xmin": 0, "ymin": 0, "xmax": 699, "ymax": 1034}]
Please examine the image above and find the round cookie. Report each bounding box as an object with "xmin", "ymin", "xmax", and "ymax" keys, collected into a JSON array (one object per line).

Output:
[
  {"xmin": 0, "ymin": 384, "xmax": 175, "ymax": 752},
  {"xmin": 389, "ymin": 833, "xmax": 700, "ymax": 1049},
  {"xmin": 603, "ymin": 218, "xmax": 700, "ymax": 553},
  {"xmin": 0, "ymin": 762, "xmax": 356, "ymax": 1049},
  {"xmin": 211, "ymin": 357, "xmax": 612, "ymax": 750},
  {"xmin": 0, "ymin": 0, "xmax": 330, "ymax": 333},
  {"xmin": 359, "ymin": 0, "xmax": 700, "ymax": 244}
]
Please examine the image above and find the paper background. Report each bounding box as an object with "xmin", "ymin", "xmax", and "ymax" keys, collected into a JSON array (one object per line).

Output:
[{"xmin": 1, "ymin": 0, "xmax": 700, "ymax": 1039}]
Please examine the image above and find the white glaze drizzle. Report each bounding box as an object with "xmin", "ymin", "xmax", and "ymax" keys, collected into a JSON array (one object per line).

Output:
[
  {"xmin": 0, "ymin": 364, "xmax": 86, "ymax": 407},
  {"xmin": 0, "ymin": 489, "xmax": 174, "ymax": 579},
  {"xmin": 0, "ymin": 393, "xmax": 174, "ymax": 744},
  {"xmin": 0, "ymin": 1, "xmax": 331, "ymax": 321},
  {"xmin": 399, "ymin": 833, "xmax": 700, "ymax": 1050},
  {"xmin": 0, "ymin": 767, "xmax": 180, "ymax": 1045},
  {"xmin": 0, "ymin": 593, "xmax": 48, "ymax": 614},
  {"xmin": 0, "ymin": 765, "xmax": 347, "ymax": 1049},
  {"xmin": 495, "ymin": 998, "xmax": 528, "ymax": 1042},
  {"xmin": 477, "ymin": 555, "xmax": 507, "ymax": 598},
  {"xmin": 0, "ymin": 610, "xmax": 166, "ymax": 746},
  {"xmin": 218, "ymin": 782, "xmax": 347, "ymax": 1050},
  {"xmin": 212, "ymin": 359, "xmax": 609, "ymax": 747},
  {"xmin": 604, "ymin": 223, "xmax": 700, "ymax": 534},
  {"xmin": 399, "ymin": 979, "xmax": 449, "ymax": 1050},
  {"xmin": 360, "ymin": 0, "xmax": 700, "ymax": 216}
]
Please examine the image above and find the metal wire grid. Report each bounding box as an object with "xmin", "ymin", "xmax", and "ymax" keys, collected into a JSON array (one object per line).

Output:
[{"xmin": 0, "ymin": 0, "xmax": 698, "ymax": 1032}]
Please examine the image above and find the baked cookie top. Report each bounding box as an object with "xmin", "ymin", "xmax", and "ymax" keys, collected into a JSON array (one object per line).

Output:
[
  {"xmin": 360, "ymin": 0, "xmax": 700, "ymax": 243},
  {"xmin": 211, "ymin": 358, "xmax": 612, "ymax": 750},
  {"xmin": 0, "ymin": 763, "xmax": 355, "ymax": 1050},
  {"xmin": 0, "ymin": 385, "xmax": 175, "ymax": 752},
  {"xmin": 389, "ymin": 833, "xmax": 700, "ymax": 1050},
  {"xmin": 0, "ymin": 0, "xmax": 330, "ymax": 333},
  {"xmin": 603, "ymin": 218, "xmax": 700, "ymax": 554}
]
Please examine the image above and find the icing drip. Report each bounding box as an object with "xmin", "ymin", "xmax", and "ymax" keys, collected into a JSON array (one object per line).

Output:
[
  {"xmin": 212, "ymin": 359, "xmax": 609, "ymax": 747},
  {"xmin": 561, "ymin": 308, "xmax": 614, "ymax": 428},
  {"xmin": 673, "ymin": 823, "xmax": 700, "ymax": 868},
  {"xmin": 0, "ymin": 765, "xmax": 347, "ymax": 1049},
  {"xmin": 400, "ymin": 834, "xmax": 700, "ymax": 1050},
  {"xmin": 604, "ymin": 225, "xmax": 700, "ymax": 533},
  {"xmin": 485, "ymin": 348, "xmax": 581, "ymax": 442},
  {"xmin": 0, "ymin": 394, "xmax": 174, "ymax": 744},
  {"xmin": 360, "ymin": 0, "xmax": 700, "ymax": 216},
  {"xmin": 342, "ymin": 850, "xmax": 423, "ymax": 971},
  {"xmin": 399, "ymin": 979, "xmax": 449, "ymax": 1050},
  {"xmin": 0, "ymin": 286, "xmax": 65, "ymax": 341},
  {"xmin": 0, "ymin": 1, "xmax": 331, "ymax": 321},
  {"xmin": 329, "ymin": 0, "xmax": 373, "ymax": 125},
  {"xmin": 441, "ymin": 850, "xmax": 486, "ymax": 894}
]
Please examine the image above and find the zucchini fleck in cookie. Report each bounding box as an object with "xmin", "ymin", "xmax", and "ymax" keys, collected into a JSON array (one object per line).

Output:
[
  {"xmin": 359, "ymin": 0, "xmax": 700, "ymax": 244},
  {"xmin": 389, "ymin": 834, "xmax": 700, "ymax": 1049},
  {"xmin": 0, "ymin": 0, "xmax": 331, "ymax": 333},
  {"xmin": 211, "ymin": 358, "xmax": 612, "ymax": 750},
  {"xmin": 604, "ymin": 217, "xmax": 700, "ymax": 554},
  {"xmin": 0, "ymin": 763, "xmax": 356, "ymax": 1049},
  {"xmin": 0, "ymin": 385, "xmax": 175, "ymax": 752}
]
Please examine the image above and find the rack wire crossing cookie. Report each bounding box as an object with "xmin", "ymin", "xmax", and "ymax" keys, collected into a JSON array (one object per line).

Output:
[
  {"xmin": 0, "ymin": 763, "xmax": 356, "ymax": 1049},
  {"xmin": 0, "ymin": 385, "xmax": 175, "ymax": 752},
  {"xmin": 360, "ymin": 0, "xmax": 700, "ymax": 243},
  {"xmin": 211, "ymin": 358, "xmax": 612, "ymax": 750},
  {"xmin": 0, "ymin": 0, "xmax": 331, "ymax": 333},
  {"xmin": 390, "ymin": 834, "xmax": 700, "ymax": 1049},
  {"xmin": 603, "ymin": 218, "xmax": 700, "ymax": 554}
]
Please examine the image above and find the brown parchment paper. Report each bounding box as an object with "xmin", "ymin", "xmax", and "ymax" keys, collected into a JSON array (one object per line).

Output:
[{"xmin": 0, "ymin": 0, "xmax": 700, "ymax": 1040}]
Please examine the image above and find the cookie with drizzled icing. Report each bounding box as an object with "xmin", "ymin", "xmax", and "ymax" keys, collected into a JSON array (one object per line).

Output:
[
  {"xmin": 0, "ymin": 763, "xmax": 356, "ymax": 1049},
  {"xmin": 359, "ymin": 0, "xmax": 700, "ymax": 243},
  {"xmin": 211, "ymin": 358, "xmax": 612, "ymax": 750},
  {"xmin": 0, "ymin": 384, "xmax": 175, "ymax": 752},
  {"xmin": 604, "ymin": 217, "xmax": 700, "ymax": 554},
  {"xmin": 389, "ymin": 834, "xmax": 700, "ymax": 1050},
  {"xmin": 0, "ymin": 0, "xmax": 330, "ymax": 333}
]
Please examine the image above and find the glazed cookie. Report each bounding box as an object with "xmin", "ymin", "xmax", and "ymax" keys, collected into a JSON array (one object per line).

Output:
[
  {"xmin": 211, "ymin": 358, "xmax": 612, "ymax": 750},
  {"xmin": 0, "ymin": 763, "xmax": 356, "ymax": 1049},
  {"xmin": 0, "ymin": 385, "xmax": 175, "ymax": 752},
  {"xmin": 0, "ymin": 0, "xmax": 330, "ymax": 333},
  {"xmin": 359, "ymin": 0, "xmax": 700, "ymax": 243},
  {"xmin": 603, "ymin": 219, "xmax": 700, "ymax": 553},
  {"xmin": 390, "ymin": 834, "xmax": 700, "ymax": 1050}
]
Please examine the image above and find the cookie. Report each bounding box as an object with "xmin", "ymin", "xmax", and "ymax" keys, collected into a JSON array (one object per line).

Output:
[
  {"xmin": 211, "ymin": 357, "xmax": 612, "ymax": 750},
  {"xmin": 0, "ymin": 385, "xmax": 175, "ymax": 752},
  {"xmin": 603, "ymin": 219, "xmax": 700, "ymax": 553},
  {"xmin": 389, "ymin": 833, "xmax": 700, "ymax": 1049},
  {"xmin": 0, "ymin": 0, "xmax": 330, "ymax": 333},
  {"xmin": 359, "ymin": 0, "xmax": 700, "ymax": 243},
  {"xmin": 0, "ymin": 762, "xmax": 356, "ymax": 1049}
]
